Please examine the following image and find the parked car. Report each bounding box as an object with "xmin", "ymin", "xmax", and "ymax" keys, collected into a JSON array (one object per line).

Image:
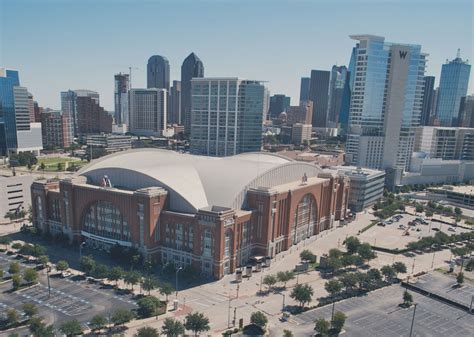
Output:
[{"xmin": 448, "ymin": 227, "xmax": 456, "ymax": 232}]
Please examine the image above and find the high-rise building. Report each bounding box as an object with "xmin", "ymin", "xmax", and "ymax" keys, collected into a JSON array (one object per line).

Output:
[
  {"xmin": 33, "ymin": 101, "xmax": 43, "ymax": 123},
  {"xmin": 170, "ymin": 80, "xmax": 181, "ymax": 124},
  {"xmin": 268, "ymin": 94, "xmax": 290, "ymax": 119},
  {"xmin": 41, "ymin": 110, "xmax": 73, "ymax": 149},
  {"xmin": 114, "ymin": 73, "xmax": 129, "ymax": 126},
  {"xmin": 76, "ymin": 96, "xmax": 112, "ymax": 136},
  {"xmin": 27, "ymin": 91, "xmax": 35, "ymax": 123},
  {"xmin": 129, "ymin": 88, "xmax": 167, "ymax": 137},
  {"xmin": 147, "ymin": 55, "xmax": 170, "ymax": 91},
  {"xmin": 327, "ymin": 66, "xmax": 351, "ymax": 128},
  {"xmin": 309, "ymin": 70, "xmax": 330, "ymax": 127},
  {"xmin": 299, "ymin": 77, "xmax": 311, "ymax": 102},
  {"xmin": 262, "ymin": 87, "xmax": 270, "ymax": 121},
  {"xmin": 420, "ymin": 76, "xmax": 436, "ymax": 126},
  {"xmin": 61, "ymin": 89, "xmax": 99, "ymax": 136},
  {"xmin": 458, "ymin": 95, "xmax": 474, "ymax": 128},
  {"xmin": 181, "ymin": 53, "xmax": 204, "ymax": 134},
  {"xmin": 345, "ymin": 35, "xmax": 426, "ymax": 180},
  {"xmin": 190, "ymin": 78, "xmax": 265, "ymax": 157},
  {"xmin": 0, "ymin": 68, "xmax": 42, "ymax": 156},
  {"xmin": 435, "ymin": 49, "xmax": 471, "ymax": 126},
  {"xmin": 286, "ymin": 101, "xmax": 313, "ymax": 125}
]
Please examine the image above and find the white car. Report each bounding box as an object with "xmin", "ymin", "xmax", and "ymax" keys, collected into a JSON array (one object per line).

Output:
[{"xmin": 448, "ymin": 227, "xmax": 456, "ymax": 232}]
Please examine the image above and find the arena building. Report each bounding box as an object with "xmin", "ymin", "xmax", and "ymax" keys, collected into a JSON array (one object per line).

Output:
[{"xmin": 31, "ymin": 149, "xmax": 349, "ymax": 279}]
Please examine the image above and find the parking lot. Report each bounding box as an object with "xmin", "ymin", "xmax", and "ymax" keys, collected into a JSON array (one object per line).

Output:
[
  {"xmin": 358, "ymin": 213, "xmax": 471, "ymax": 250},
  {"xmin": 290, "ymin": 284, "xmax": 474, "ymax": 337},
  {"xmin": 0, "ymin": 251, "xmax": 137, "ymax": 330}
]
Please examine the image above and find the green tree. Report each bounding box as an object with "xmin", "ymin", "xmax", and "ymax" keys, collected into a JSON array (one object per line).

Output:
[
  {"xmin": 56, "ymin": 162, "xmax": 63, "ymax": 171},
  {"xmin": 9, "ymin": 261, "xmax": 20, "ymax": 274},
  {"xmin": 141, "ymin": 276, "xmax": 158, "ymax": 295},
  {"xmin": 326, "ymin": 257, "xmax": 343, "ymax": 273},
  {"xmin": 89, "ymin": 314, "xmax": 107, "ymax": 333},
  {"xmin": 263, "ymin": 274, "xmax": 277, "ymax": 292},
  {"xmin": 276, "ymin": 270, "xmax": 295, "ymax": 288},
  {"xmin": 29, "ymin": 316, "xmax": 54, "ymax": 337},
  {"xmin": 457, "ymin": 272, "xmax": 464, "ymax": 285},
  {"xmin": 59, "ymin": 319, "xmax": 83, "ymax": 336},
  {"xmin": 324, "ymin": 279, "xmax": 342, "ymax": 297},
  {"xmin": 184, "ymin": 312, "xmax": 210, "ymax": 336},
  {"xmin": 283, "ymin": 330, "xmax": 294, "ymax": 337},
  {"xmin": 111, "ymin": 308, "xmax": 135, "ymax": 326},
  {"xmin": 56, "ymin": 260, "xmax": 69, "ymax": 272},
  {"xmin": 161, "ymin": 318, "xmax": 185, "ymax": 337},
  {"xmin": 22, "ymin": 302, "xmax": 38, "ymax": 317},
  {"xmin": 6, "ymin": 308, "xmax": 19, "ymax": 326},
  {"xmin": 12, "ymin": 274, "xmax": 21, "ymax": 289},
  {"xmin": 8, "ymin": 333, "xmax": 19, "ymax": 337},
  {"xmin": 331, "ymin": 311, "xmax": 347, "ymax": 332},
  {"xmin": 79, "ymin": 255, "xmax": 95, "ymax": 274},
  {"xmin": 345, "ymin": 236, "xmax": 361, "ymax": 254},
  {"xmin": 357, "ymin": 243, "xmax": 376, "ymax": 262},
  {"xmin": 454, "ymin": 207, "xmax": 462, "ymax": 216},
  {"xmin": 367, "ymin": 268, "xmax": 382, "ymax": 286},
  {"xmin": 136, "ymin": 326, "xmax": 160, "ymax": 337},
  {"xmin": 290, "ymin": 283, "xmax": 313, "ymax": 308},
  {"xmin": 381, "ymin": 265, "xmax": 396, "ymax": 283},
  {"xmin": 403, "ymin": 290, "xmax": 413, "ymax": 306},
  {"xmin": 159, "ymin": 282, "xmax": 174, "ymax": 302},
  {"xmin": 415, "ymin": 204, "xmax": 424, "ymax": 213},
  {"xmin": 108, "ymin": 266, "xmax": 124, "ymax": 286},
  {"xmin": 339, "ymin": 273, "xmax": 358, "ymax": 293},
  {"xmin": 124, "ymin": 271, "xmax": 142, "ymax": 292},
  {"xmin": 328, "ymin": 248, "xmax": 343, "ymax": 259},
  {"xmin": 392, "ymin": 262, "xmax": 407, "ymax": 277},
  {"xmin": 39, "ymin": 162, "xmax": 46, "ymax": 172},
  {"xmin": 38, "ymin": 255, "xmax": 49, "ymax": 266},
  {"xmin": 300, "ymin": 249, "xmax": 316, "ymax": 263},
  {"xmin": 250, "ymin": 311, "xmax": 268, "ymax": 328},
  {"xmin": 137, "ymin": 296, "xmax": 164, "ymax": 318},
  {"xmin": 314, "ymin": 318, "xmax": 330, "ymax": 336},
  {"xmin": 23, "ymin": 268, "xmax": 38, "ymax": 284},
  {"xmin": 91, "ymin": 263, "xmax": 108, "ymax": 279}
]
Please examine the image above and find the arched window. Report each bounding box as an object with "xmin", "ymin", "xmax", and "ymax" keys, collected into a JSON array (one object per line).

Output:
[
  {"xmin": 292, "ymin": 194, "xmax": 317, "ymax": 244},
  {"xmin": 35, "ymin": 196, "xmax": 43, "ymax": 221},
  {"xmin": 83, "ymin": 201, "xmax": 130, "ymax": 241}
]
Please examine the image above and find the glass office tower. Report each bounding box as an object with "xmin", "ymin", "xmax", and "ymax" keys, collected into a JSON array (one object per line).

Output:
[
  {"xmin": 0, "ymin": 68, "xmax": 20, "ymax": 156},
  {"xmin": 435, "ymin": 49, "xmax": 471, "ymax": 126}
]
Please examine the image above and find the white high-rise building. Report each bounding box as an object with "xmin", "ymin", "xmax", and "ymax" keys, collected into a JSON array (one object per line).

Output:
[
  {"xmin": 345, "ymin": 35, "xmax": 426, "ymax": 183},
  {"xmin": 128, "ymin": 88, "xmax": 167, "ymax": 137}
]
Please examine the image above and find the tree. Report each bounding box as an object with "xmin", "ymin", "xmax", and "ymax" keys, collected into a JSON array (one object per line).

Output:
[
  {"xmin": 324, "ymin": 279, "xmax": 342, "ymax": 297},
  {"xmin": 326, "ymin": 257, "xmax": 343, "ymax": 274},
  {"xmin": 56, "ymin": 260, "xmax": 69, "ymax": 272},
  {"xmin": 23, "ymin": 268, "xmax": 38, "ymax": 284},
  {"xmin": 403, "ymin": 290, "xmax": 413, "ymax": 306},
  {"xmin": 457, "ymin": 272, "xmax": 464, "ymax": 285},
  {"xmin": 345, "ymin": 236, "xmax": 361, "ymax": 254},
  {"xmin": 276, "ymin": 270, "xmax": 295, "ymax": 288},
  {"xmin": 415, "ymin": 204, "xmax": 424, "ymax": 213},
  {"xmin": 29, "ymin": 316, "xmax": 54, "ymax": 337},
  {"xmin": 314, "ymin": 318, "xmax": 330, "ymax": 336},
  {"xmin": 454, "ymin": 207, "xmax": 462, "ymax": 216},
  {"xmin": 108, "ymin": 266, "xmax": 124, "ymax": 286},
  {"xmin": 59, "ymin": 319, "xmax": 83, "ymax": 336},
  {"xmin": 331, "ymin": 311, "xmax": 347, "ymax": 332},
  {"xmin": 9, "ymin": 261, "xmax": 20, "ymax": 274},
  {"xmin": 328, "ymin": 248, "xmax": 343, "ymax": 259},
  {"xmin": 141, "ymin": 276, "xmax": 158, "ymax": 295},
  {"xmin": 263, "ymin": 274, "xmax": 277, "ymax": 292},
  {"xmin": 111, "ymin": 308, "xmax": 135, "ymax": 326},
  {"xmin": 22, "ymin": 302, "xmax": 38, "ymax": 317},
  {"xmin": 184, "ymin": 312, "xmax": 210, "ymax": 336},
  {"xmin": 124, "ymin": 271, "xmax": 141, "ymax": 292},
  {"xmin": 91, "ymin": 263, "xmax": 108, "ymax": 279},
  {"xmin": 367, "ymin": 268, "xmax": 382, "ymax": 287},
  {"xmin": 381, "ymin": 265, "xmax": 396, "ymax": 283},
  {"xmin": 137, "ymin": 296, "xmax": 164, "ymax": 318},
  {"xmin": 6, "ymin": 308, "xmax": 19, "ymax": 326},
  {"xmin": 290, "ymin": 283, "xmax": 313, "ymax": 308},
  {"xmin": 250, "ymin": 311, "xmax": 268, "ymax": 328},
  {"xmin": 136, "ymin": 326, "xmax": 160, "ymax": 337},
  {"xmin": 161, "ymin": 318, "xmax": 185, "ymax": 337},
  {"xmin": 357, "ymin": 243, "xmax": 376, "ymax": 262},
  {"xmin": 39, "ymin": 162, "xmax": 46, "ymax": 172},
  {"xmin": 38, "ymin": 255, "xmax": 49, "ymax": 266},
  {"xmin": 339, "ymin": 273, "xmax": 358, "ymax": 293},
  {"xmin": 300, "ymin": 249, "xmax": 316, "ymax": 263},
  {"xmin": 159, "ymin": 282, "xmax": 174, "ymax": 302},
  {"xmin": 79, "ymin": 255, "xmax": 95, "ymax": 274},
  {"xmin": 283, "ymin": 330, "xmax": 294, "ymax": 337},
  {"xmin": 392, "ymin": 262, "xmax": 407, "ymax": 277},
  {"xmin": 12, "ymin": 274, "xmax": 21, "ymax": 289},
  {"xmin": 89, "ymin": 314, "xmax": 107, "ymax": 332},
  {"xmin": 56, "ymin": 162, "xmax": 63, "ymax": 171}
]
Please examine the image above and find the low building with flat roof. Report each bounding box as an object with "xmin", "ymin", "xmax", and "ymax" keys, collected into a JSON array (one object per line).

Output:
[
  {"xmin": 427, "ymin": 185, "xmax": 474, "ymax": 208},
  {"xmin": 1, "ymin": 175, "xmax": 35, "ymax": 222}
]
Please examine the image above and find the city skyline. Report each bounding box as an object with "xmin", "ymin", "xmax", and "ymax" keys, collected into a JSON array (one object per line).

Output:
[{"xmin": 1, "ymin": 0, "xmax": 472, "ymax": 111}]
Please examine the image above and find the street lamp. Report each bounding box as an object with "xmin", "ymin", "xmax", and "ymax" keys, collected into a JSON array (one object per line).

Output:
[
  {"xmin": 279, "ymin": 292, "xmax": 286, "ymax": 311},
  {"xmin": 175, "ymin": 266, "xmax": 183, "ymax": 297},
  {"xmin": 79, "ymin": 241, "xmax": 86, "ymax": 259},
  {"xmin": 409, "ymin": 303, "xmax": 418, "ymax": 337},
  {"xmin": 46, "ymin": 265, "xmax": 51, "ymax": 298}
]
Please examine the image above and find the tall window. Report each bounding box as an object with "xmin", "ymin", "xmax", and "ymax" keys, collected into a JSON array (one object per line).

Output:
[
  {"xmin": 224, "ymin": 231, "xmax": 232, "ymax": 258},
  {"xmin": 203, "ymin": 229, "xmax": 212, "ymax": 257},
  {"xmin": 292, "ymin": 194, "xmax": 317, "ymax": 244},
  {"xmin": 83, "ymin": 201, "xmax": 130, "ymax": 241}
]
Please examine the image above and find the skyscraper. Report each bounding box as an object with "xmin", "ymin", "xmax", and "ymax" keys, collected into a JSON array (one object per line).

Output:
[
  {"xmin": 147, "ymin": 55, "xmax": 170, "ymax": 91},
  {"xmin": 76, "ymin": 96, "xmax": 112, "ymax": 135},
  {"xmin": 309, "ymin": 70, "xmax": 330, "ymax": 127},
  {"xmin": 190, "ymin": 78, "xmax": 265, "ymax": 157},
  {"xmin": 129, "ymin": 88, "xmax": 167, "ymax": 137},
  {"xmin": 169, "ymin": 80, "xmax": 181, "ymax": 124},
  {"xmin": 345, "ymin": 35, "xmax": 426, "ymax": 180},
  {"xmin": 299, "ymin": 77, "xmax": 311, "ymax": 102},
  {"xmin": 61, "ymin": 89, "xmax": 99, "ymax": 136},
  {"xmin": 458, "ymin": 95, "xmax": 474, "ymax": 128},
  {"xmin": 420, "ymin": 76, "xmax": 436, "ymax": 126},
  {"xmin": 181, "ymin": 53, "xmax": 204, "ymax": 134},
  {"xmin": 114, "ymin": 73, "xmax": 129, "ymax": 126},
  {"xmin": 0, "ymin": 68, "xmax": 42, "ymax": 156},
  {"xmin": 327, "ymin": 66, "xmax": 350, "ymax": 128},
  {"xmin": 435, "ymin": 49, "xmax": 471, "ymax": 126},
  {"xmin": 268, "ymin": 94, "xmax": 290, "ymax": 119},
  {"xmin": 41, "ymin": 110, "xmax": 73, "ymax": 149}
]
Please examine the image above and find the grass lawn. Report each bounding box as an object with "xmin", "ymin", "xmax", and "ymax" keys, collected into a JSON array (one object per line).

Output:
[{"xmin": 36, "ymin": 156, "xmax": 86, "ymax": 171}]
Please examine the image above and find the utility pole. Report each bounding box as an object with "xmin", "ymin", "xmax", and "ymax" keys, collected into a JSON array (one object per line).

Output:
[
  {"xmin": 409, "ymin": 303, "xmax": 418, "ymax": 337},
  {"xmin": 46, "ymin": 266, "xmax": 51, "ymax": 298},
  {"xmin": 227, "ymin": 293, "xmax": 232, "ymax": 328}
]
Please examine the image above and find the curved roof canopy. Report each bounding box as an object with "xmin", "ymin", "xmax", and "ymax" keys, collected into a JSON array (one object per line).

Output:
[{"xmin": 79, "ymin": 149, "xmax": 323, "ymax": 213}]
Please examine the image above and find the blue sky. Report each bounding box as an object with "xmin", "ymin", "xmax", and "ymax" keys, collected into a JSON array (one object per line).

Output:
[{"xmin": 1, "ymin": 0, "xmax": 473, "ymax": 111}]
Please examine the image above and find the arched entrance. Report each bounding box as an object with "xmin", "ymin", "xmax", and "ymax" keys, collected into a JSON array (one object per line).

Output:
[{"xmin": 292, "ymin": 194, "xmax": 317, "ymax": 245}]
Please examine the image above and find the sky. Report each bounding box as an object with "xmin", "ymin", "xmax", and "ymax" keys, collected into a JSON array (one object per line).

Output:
[{"xmin": 1, "ymin": 0, "xmax": 473, "ymax": 111}]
